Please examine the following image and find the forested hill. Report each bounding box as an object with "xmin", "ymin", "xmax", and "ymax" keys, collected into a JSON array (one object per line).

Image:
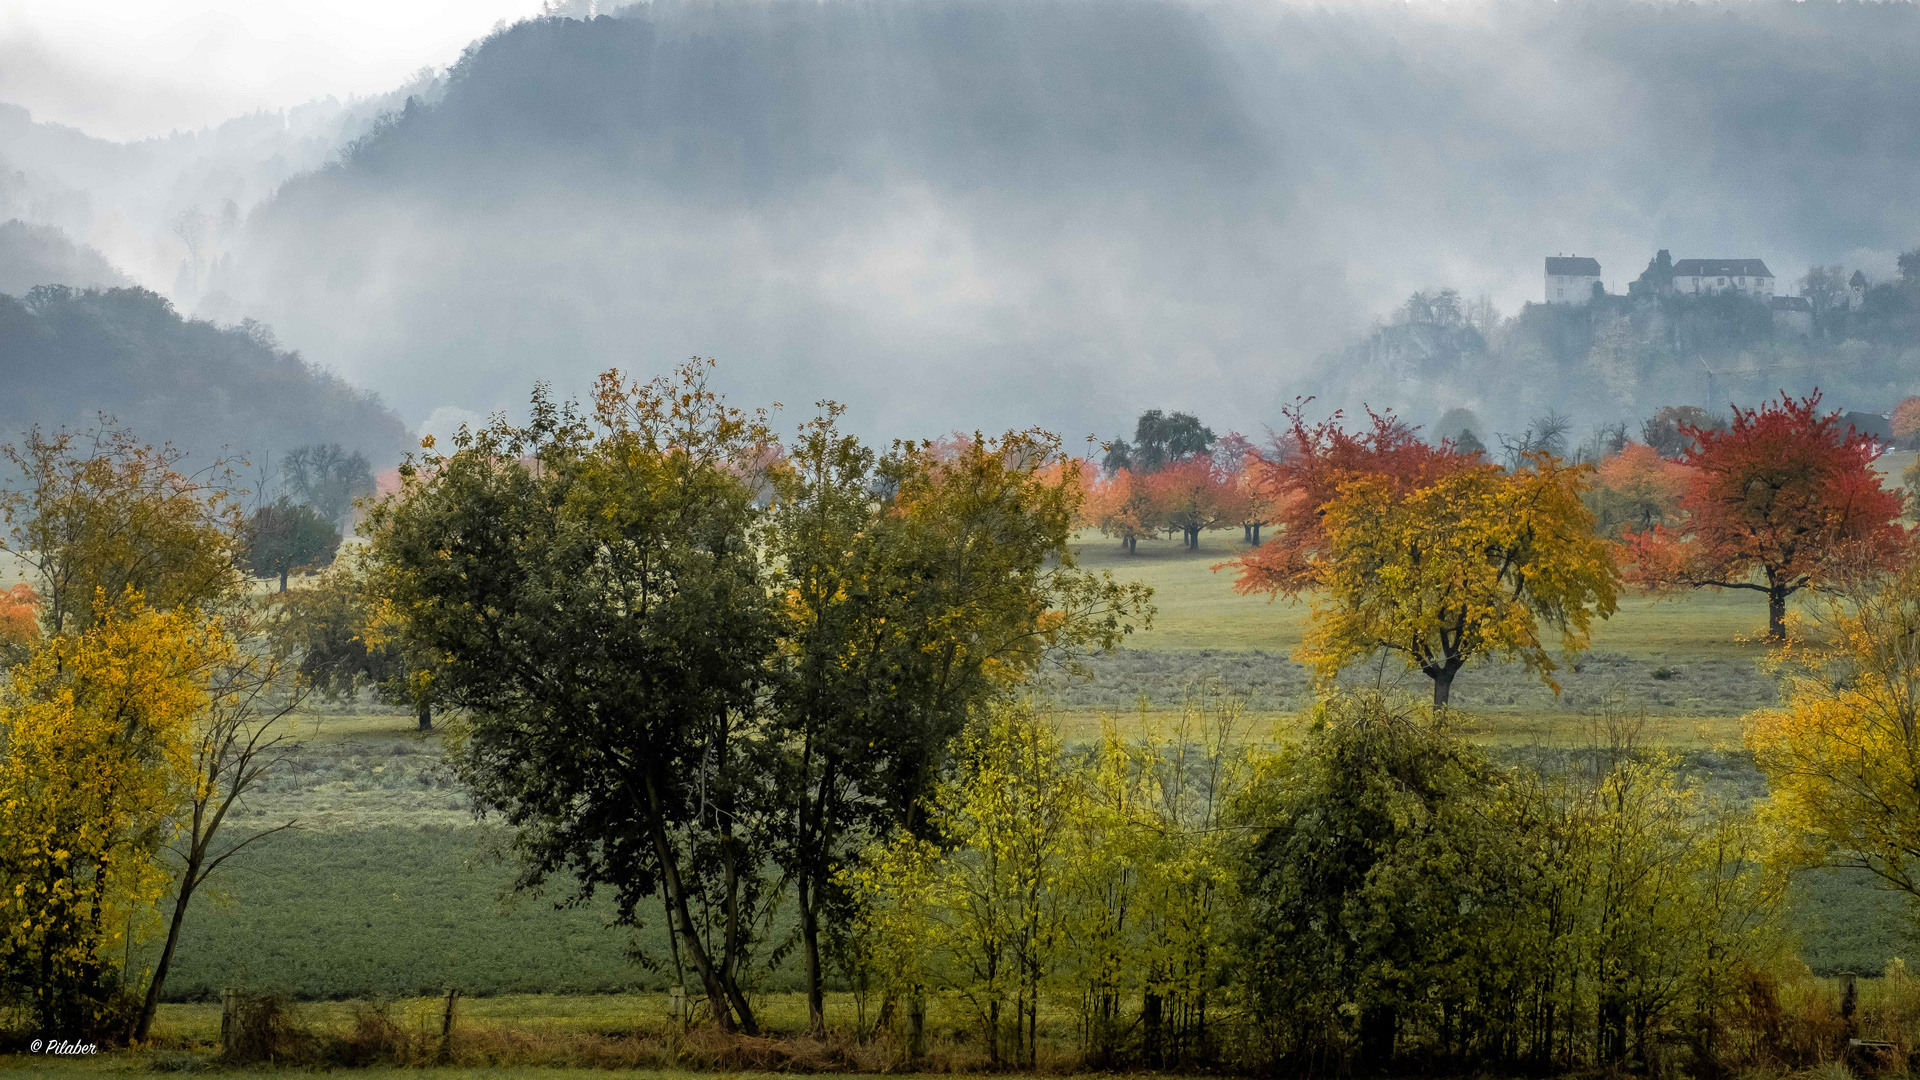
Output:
[
  {"xmin": 0, "ymin": 219, "xmax": 128, "ymax": 295},
  {"xmin": 229, "ymin": 0, "xmax": 1920, "ymax": 440},
  {"xmin": 0, "ymin": 286, "xmax": 409, "ymax": 465}
]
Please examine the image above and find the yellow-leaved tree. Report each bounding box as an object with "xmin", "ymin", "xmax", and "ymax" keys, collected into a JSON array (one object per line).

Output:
[
  {"xmin": 0, "ymin": 596, "xmax": 230, "ymax": 1036},
  {"xmin": 1748, "ymin": 563, "xmax": 1920, "ymax": 902},
  {"xmin": 1303, "ymin": 454, "xmax": 1619, "ymax": 706}
]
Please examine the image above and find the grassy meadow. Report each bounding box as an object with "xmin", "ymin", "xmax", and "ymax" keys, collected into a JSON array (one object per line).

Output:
[{"xmin": 13, "ymin": 524, "xmax": 1909, "ymax": 1058}]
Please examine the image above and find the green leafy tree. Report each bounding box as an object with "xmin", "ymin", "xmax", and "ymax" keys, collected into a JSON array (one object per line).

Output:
[
  {"xmin": 767, "ymin": 409, "xmax": 1151, "ymax": 1034},
  {"xmin": 241, "ymin": 497, "xmax": 341, "ymax": 590},
  {"xmin": 364, "ymin": 362, "xmax": 777, "ymax": 1033}
]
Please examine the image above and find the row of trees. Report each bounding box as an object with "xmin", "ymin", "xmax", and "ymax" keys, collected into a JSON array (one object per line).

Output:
[
  {"xmin": 0, "ymin": 425, "xmax": 302, "ymax": 1040},
  {"xmin": 355, "ymin": 363, "xmax": 1153, "ymax": 1035},
  {"xmin": 845, "ymin": 690, "xmax": 1787, "ymax": 1072},
  {"xmin": 1220, "ymin": 392, "xmax": 1906, "ymax": 711}
]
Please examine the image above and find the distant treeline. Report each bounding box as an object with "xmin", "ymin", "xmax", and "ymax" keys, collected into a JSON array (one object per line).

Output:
[{"xmin": 0, "ymin": 285, "xmax": 409, "ymax": 467}]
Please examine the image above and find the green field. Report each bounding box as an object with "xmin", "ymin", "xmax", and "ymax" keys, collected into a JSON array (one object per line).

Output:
[{"xmin": 32, "ymin": 530, "xmax": 1909, "ymax": 1038}]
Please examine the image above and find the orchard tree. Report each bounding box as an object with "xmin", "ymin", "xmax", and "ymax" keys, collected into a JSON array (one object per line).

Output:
[
  {"xmin": 1087, "ymin": 468, "xmax": 1154, "ymax": 555},
  {"xmin": 766, "ymin": 409, "xmax": 1147, "ymax": 1034},
  {"xmin": 281, "ymin": 443, "xmax": 375, "ymax": 527},
  {"xmin": 1301, "ymin": 454, "xmax": 1618, "ymax": 706},
  {"xmin": 1145, "ymin": 458, "xmax": 1231, "ymax": 549},
  {"xmin": 241, "ymin": 496, "xmax": 341, "ymax": 590},
  {"xmin": 1749, "ymin": 563, "xmax": 1920, "ymax": 908},
  {"xmin": 1623, "ymin": 393, "xmax": 1909, "ymax": 640},
  {"xmin": 0, "ymin": 423, "xmax": 241, "ymax": 634},
  {"xmin": 271, "ymin": 557, "xmax": 439, "ymax": 731},
  {"xmin": 1231, "ymin": 401, "xmax": 1468, "ymax": 598},
  {"xmin": 365, "ymin": 363, "xmax": 779, "ymax": 1034},
  {"xmin": 1587, "ymin": 442, "xmax": 1692, "ymax": 536}
]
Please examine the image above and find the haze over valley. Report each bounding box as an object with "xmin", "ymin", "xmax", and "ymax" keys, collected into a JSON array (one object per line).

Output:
[{"xmin": 6, "ymin": 0, "xmax": 1920, "ymax": 454}]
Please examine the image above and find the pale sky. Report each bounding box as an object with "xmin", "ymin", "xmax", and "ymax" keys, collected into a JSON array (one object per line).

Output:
[{"xmin": 0, "ymin": 0, "xmax": 542, "ymax": 141}]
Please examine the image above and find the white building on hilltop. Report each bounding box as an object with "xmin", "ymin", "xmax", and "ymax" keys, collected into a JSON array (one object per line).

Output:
[
  {"xmin": 1545, "ymin": 256, "xmax": 1602, "ymax": 304},
  {"xmin": 1671, "ymin": 258, "xmax": 1774, "ymax": 297}
]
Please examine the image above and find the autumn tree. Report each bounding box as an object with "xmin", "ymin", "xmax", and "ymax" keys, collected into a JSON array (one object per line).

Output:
[
  {"xmin": 0, "ymin": 600, "xmax": 227, "ymax": 1036},
  {"xmin": 1748, "ymin": 562, "xmax": 1920, "ymax": 904},
  {"xmin": 1623, "ymin": 393, "xmax": 1909, "ymax": 640},
  {"xmin": 0, "ymin": 423, "xmax": 241, "ymax": 634},
  {"xmin": 766, "ymin": 408, "xmax": 1148, "ymax": 1034},
  {"xmin": 1301, "ymin": 454, "xmax": 1618, "ymax": 706},
  {"xmin": 1145, "ymin": 458, "xmax": 1232, "ymax": 549},
  {"xmin": 1086, "ymin": 468, "xmax": 1154, "ymax": 555},
  {"xmin": 1231, "ymin": 401, "xmax": 1471, "ymax": 605},
  {"xmin": 241, "ymin": 496, "xmax": 341, "ymax": 590},
  {"xmin": 1587, "ymin": 442, "xmax": 1692, "ymax": 536},
  {"xmin": 1893, "ymin": 395, "xmax": 1920, "ymax": 448}
]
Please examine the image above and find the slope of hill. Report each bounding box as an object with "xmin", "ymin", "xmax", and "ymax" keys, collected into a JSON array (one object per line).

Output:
[
  {"xmin": 0, "ymin": 218, "xmax": 129, "ymax": 294},
  {"xmin": 226, "ymin": 0, "xmax": 1920, "ymax": 439},
  {"xmin": 0, "ymin": 285, "xmax": 410, "ymax": 465}
]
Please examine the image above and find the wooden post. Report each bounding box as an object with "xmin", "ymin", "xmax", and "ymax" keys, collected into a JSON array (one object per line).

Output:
[
  {"xmin": 440, "ymin": 986, "xmax": 459, "ymax": 1060},
  {"xmin": 219, "ymin": 987, "xmax": 236, "ymax": 1049}
]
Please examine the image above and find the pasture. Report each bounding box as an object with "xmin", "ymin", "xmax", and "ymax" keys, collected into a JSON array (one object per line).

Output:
[{"xmin": 39, "ymin": 526, "xmax": 1911, "ymax": 1049}]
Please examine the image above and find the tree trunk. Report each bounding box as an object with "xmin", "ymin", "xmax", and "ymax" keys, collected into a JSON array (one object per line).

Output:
[
  {"xmin": 134, "ymin": 873, "xmax": 199, "ymax": 1040},
  {"xmin": 417, "ymin": 702, "xmax": 433, "ymax": 732},
  {"xmin": 278, "ymin": 568, "xmax": 289, "ymax": 592},
  {"xmin": 644, "ymin": 782, "xmax": 751, "ymax": 1033},
  {"xmin": 1251, "ymin": 523, "xmax": 1262, "ymax": 546},
  {"xmin": 798, "ymin": 875, "xmax": 826, "ymax": 1037},
  {"xmin": 1428, "ymin": 658, "xmax": 1463, "ymax": 707},
  {"xmin": 1768, "ymin": 585, "xmax": 1788, "ymax": 641}
]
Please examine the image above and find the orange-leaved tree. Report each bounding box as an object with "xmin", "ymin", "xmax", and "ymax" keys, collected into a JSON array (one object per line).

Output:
[
  {"xmin": 1893, "ymin": 395, "xmax": 1920, "ymax": 447},
  {"xmin": 1298, "ymin": 454, "xmax": 1618, "ymax": 706},
  {"xmin": 1216, "ymin": 431, "xmax": 1283, "ymax": 546},
  {"xmin": 1588, "ymin": 441, "xmax": 1693, "ymax": 536},
  {"xmin": 1145, "ymin": 457, "xmax": 1232, "ymax": 550},
  {"xmin": 1087, "ymin": 467, "xmax": 1155, "ymax": 555},
  {"xmin": 1622, "ymin": 392, "xmax": 1909, "ymax": 640}
]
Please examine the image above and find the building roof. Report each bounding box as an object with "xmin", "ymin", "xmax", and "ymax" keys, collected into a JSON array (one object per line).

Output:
[
  {"xmin": 1771, "ymin": 295, "xmax": 1812, "ymax": 311},
  {"xmin": 1671, "ymin": 258, "xmax": 1773, "ymax": 278},
  {"xmin": 1545, "ymin": 256, "xmax": 1601, "ymax": 276}
]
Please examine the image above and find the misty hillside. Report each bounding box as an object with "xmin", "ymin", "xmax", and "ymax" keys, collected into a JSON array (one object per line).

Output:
[
  {"xmin": 0, "ymin": 218, "xmax": 129, "ymax": 294},
  {"xmin": 228, "ymin": 0, "xmax": 1920, "ymax": 439},
  {"xmin": 0, "ymin": 286, "xmax": 410, "ymax": 465},
  {"xmin": 0, "ymin": 76, "xmax": 442, "ymax": 300}
]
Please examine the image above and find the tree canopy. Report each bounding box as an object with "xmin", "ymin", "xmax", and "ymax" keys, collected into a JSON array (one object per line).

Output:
[{"xmin": 1623, "ymin": 392, "xmax": 1909, "ymax": 639}]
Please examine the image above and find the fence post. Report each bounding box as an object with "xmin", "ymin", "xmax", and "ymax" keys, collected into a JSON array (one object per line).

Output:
[
  {"xmin": 219, "ymin": 987, "xmax": 236, "ymax": 1049},
  {"xmin": 439, "ymin": 986, "xmax": 459, "ymax": 1062}
]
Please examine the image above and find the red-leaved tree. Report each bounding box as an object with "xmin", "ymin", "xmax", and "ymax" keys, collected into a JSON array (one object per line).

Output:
[
  {"xmin": 1145, "ymin": 457, "xmax": 1233, "ymax": 549},
  {"xmin": 1622, "ymin": 392, "xmax": 1910, "ymax": 639},
  {"xmin": 1228, "ymin": 401, "xmax": 1471, "ymax": 596}
]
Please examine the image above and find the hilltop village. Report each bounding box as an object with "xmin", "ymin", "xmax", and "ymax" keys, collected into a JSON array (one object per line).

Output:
[{"xmin": 1348, "ymin": 247, "xmax": 1920, "ymax": 427}]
